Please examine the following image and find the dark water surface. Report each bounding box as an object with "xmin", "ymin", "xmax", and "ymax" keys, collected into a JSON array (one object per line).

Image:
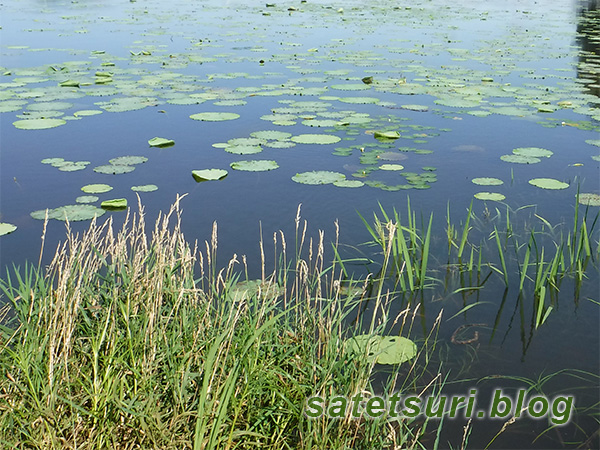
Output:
[{"xmin": 1, "ymin": 0, "xmax": 599, "ymax": 448}]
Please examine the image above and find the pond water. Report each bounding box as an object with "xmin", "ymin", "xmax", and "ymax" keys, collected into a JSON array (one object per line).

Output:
[{"xmin": 1, "ymin": 0, "xmax": 599, "ymax": 448}]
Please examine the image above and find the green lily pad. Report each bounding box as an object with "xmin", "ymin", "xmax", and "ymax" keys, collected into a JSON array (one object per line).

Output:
[
  {"xmin": 292, "ymin": 170, "xmax": 346, "ymax": 185},
  {"xmin": 131, "ymin": 184, "xmax": 158, "ymax": 192},
  {"xmin": 250, "ymin": 130, "xmax": 293, "ymax": 140},
  {"xmin": 76, "ymin": 195, "xmax": 99, "ymax": 204},
  {"xmin": 401, "ymin": 104, "xmax": 428, "ymax": 112},
  {"xmin": 192, "ymin": 169, "xmax": 228, "ymax": 181},
  {"xmin": 81, "ymin": 184, "xmax": 113, "ymax": 194},
  {"xmin": 346, "ymin": 334, "xmax": 417, "ymax": 365},
  {"xmin": 101, "ymin": 198, "xmax": 128, "ymax": 210},
  {"xmin": 374, "ymin": 130, "xmax": 400, "ymax": 140},
  {"xmin": 528, "ymin": 178, "xmax": 569, "ymax": 190},
  {"xmin": 224, "ymin": 145, "xmax": 263, "ymax": 155},
  {"xmin": 0, "ymin": 223, "xmax": 17, "ymax": 236},
  {"xmin": 290, "ymin": 134, "xmax": 342, "ymax": 145},
  {"xmin": 578, "ymin": 193, "xmax": 600, "ymax": 206},
  {"xmin": 333, "ymin": 179, "xmax": 364, "ymax": 188},
  {"xmin": 148, "ymin": 137, "xmax": 175, "ymax": 148},
  {"xmin": 109, "ymin": 156, "xmax": 148, "ymax": 165},
  {"xmin": 30, "ymin": 205, "xmax": 106, "ymax": 221},
  {"xmin": 73, "ymin": 109, "xmax": 102, "ymax": 117},
  {"xmin": 57, "ymin": 161, "xmax": 89, "ymax": 172},
  {"xmin": 512, "ymin": 147, "xmax": 553, "ymax": 158},
  {"xmin": 230, "ymin": 160, "xmax": 279, "ymax": 172},
  {"xmin": 13, "ymin": 118, "xmax": 66, "ymax": 130},
  {"xmin": 379, "ymin": 164, "xmax": 404, "ymax": 171},
  {"xmin": 500, "ymin": 154, "xmax": 541, "ymax": 164},
  {"xmin": 472, "ymin": 177, "xmax": 503, "ymax": 186},
  {"xmin": 93, "ymin": 164, "xmax": 135, "ymax": 174},
  {"xmin": 41, "ymin": 157, "xmax": 65, "ymax": 165},
  {"xmin": 190, "ymin": 112, "xmax": 240, "ymax": 121},
  {"xmin": 474, "ymin": 192, "xmax": 506, "ymax": 201}
]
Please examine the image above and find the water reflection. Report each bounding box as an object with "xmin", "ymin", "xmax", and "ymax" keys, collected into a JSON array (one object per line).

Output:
[{"xmin": 576, "ymin": 0, "xmax": 600, "ymax": 100}]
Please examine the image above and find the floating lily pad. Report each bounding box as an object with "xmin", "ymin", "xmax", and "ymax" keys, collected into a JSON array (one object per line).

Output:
[
  {"xmin": 13, "ymin": 118, "xmax": 66, "ymax": 130},
  {"xmin": 224, "ymin": 145, "xmax": 263, "ymax": 155},
  {"xmin": 0, "ymin": 223, "xmax": 17, "ymax": 236},
  {"xmin": 58, "ymin": 161, "xmax": 89, "ymax": 172},
  {"xmin": 379, "ymin": 164, "xmax": 404, "ymax": 171},
  {"xmin": 333, "ymin": 179, "xmax": 364, "ymax": 188},
  {"xmin": 131, "ymin": 184, "xmax": 158, "ymax": 192},
  {"xmin": 401, "ymin": 104, "xmax": 428, "ymax": 112},
  {"xmin": 474, "ymin": 192, "xmax": 506, "ymax": 201},
  {"xmin": 292, "ymin": 170, "xmax": 346, "ymax": 185},
  {"xmin": 76, "ymin": 195, "xmax": 99, "ymax": 203},
  {"xmin": 30, "ymin": 205, "xmax": 106, "ymax": 221},
  {"xmin": 109, "ymin": 156, "xmax": 148, "ymax": 165},
  {"xmin": 250, "ymin": 130, "xmax": 292, "ymax": 140},
  {"xmin": 73, "ymin": 110, "xmax": 102, "ymax": 117},
  {"xmin": 190, "ymin": 112, "xmax": 240, "ymax": 121},
  {"xmin": 512, "ymin": 147, "xmax": 553, "ymax": 158},
  {"xmin": 41, "ymin": 157, "xmax": 65, "ymax": 165},
  {"xmin": 230, "ymin": 160, "xmax": 279, "ymax": 172},
  {"xmin": 346, "ymin": 334, "xmax": 417, "ymax": 365},
  {"xmin": 290, "ymin": 134, "xmax": 341, "ymax": 145},
  {"xmin": 528, "ymin": 178, "xmax": 569, "ymax": 190},
  {"xmin": 192, "ymin": 169, "xmax": 228, "ymax": 181},
  {"xmin": 472, "ymin": 177, "xmax": 503, "ymax": 186},
  {"xmin": 101, "ymin": 198, "xmax": 128, "ymax": 210},
  {"xmin": 81, "ymin": 183, "xmax": 113, "ymax": 194},
  {"xmin": 578, "ymin": 193, "xmax": 600, "ymax": 207},
  {"xmin": 93, "ymin": 164, "xmax": 135, "ymax": 174},
  {"xmin": 148, "ymin": 137, "xmax": 175, "ymax": 148},
  {"xmin": 374, "ymin": 130, "xmax": 400, "ymax": 140},
  {"xmin": 500, "ymin": 154, "xmax": 541, "ymax": 164}
]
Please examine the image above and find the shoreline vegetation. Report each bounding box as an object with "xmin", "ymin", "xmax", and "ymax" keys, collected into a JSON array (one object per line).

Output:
[{"xmin": 0, "ymin": 195, "xmax": 597, "ymax": 449}]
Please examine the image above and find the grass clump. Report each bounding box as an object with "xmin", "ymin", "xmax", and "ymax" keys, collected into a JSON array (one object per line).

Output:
[{"xmin": 0, "ymin": 196, "xmax": 438, "ymax": 449}]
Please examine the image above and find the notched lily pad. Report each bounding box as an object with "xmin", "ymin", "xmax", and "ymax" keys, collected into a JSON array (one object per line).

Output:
[
  {"xmin": 474, "ymin": 192, "xmax": 506, "ymax": 201},
  {"xmin": 379, "ymin": 164, "xmax": 404, "ymax": 171},
  {"xmin": 148, "ymin": 137, "xmax": 175, "ymax": 148},
  {"xmin": 131, "ymin": 184, "xmax": 158, "ymax": 192},
  {"xmin": 230, "ymin": 160, "xmax": 279, "ymax": 172},
  {"xmin": 578, "ymin": 193, "xmax": 600, "ymax": 206},
  {"xmin": 346, "ymin": 334, "xmax": 417, "ymax": 365},
  {"xmin": 30, "ymin": 205, "xmax": 106, "ymax": 221},
  {"xmin": 192, "ymin": 169, "xmax": 228, "ymax": 181},
  {"xmin": 292, "ymin": 170, "xmax": 346, "ymax": 185},
  {"xmin": 528, "ymin": 178, "xmax": 569, "ymax": 190},
  {"xmin": 93, "ymin": 164, "xmax": 135, "ymax": 174},
  {"xmin": 0, "ymin": 223, "xmax": 17, "ymax": 236},
  {"xmin": 81, "ymin": 183, "xmax": 113, "ymax": 194},
  {"xmin": 500, "ymin": 154, "xmax": 541, "ymax": 164},
  {"xmin": 109, "ymin": 156, "xmax": 148, "ymax": 165},
  {"xmin": 13, "ymin": 118, "xmax": 66, "ymax": 130},
  {"xmin": 512, "ymin": 147, "xmax": 553, "ymax": 158}
]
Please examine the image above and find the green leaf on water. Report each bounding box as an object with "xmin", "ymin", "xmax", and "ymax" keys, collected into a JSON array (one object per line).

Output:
[
  {"xmin": 76, "ymin": 195, "xmax": 99, "ymax": 204},
  {"xmin": 73, "ymin": 109, "xmax": 102, "ymax": 117},
  {"xmin": 578, "ymin": 193, "xmax": 600, "ymax": 206},
  {"xmin": 30, "ymin": 205, "xmax": 106, "ymax": 221},
  {"xmin": 13, "ymin": 118, "xmax": 67, "ymax": 130},
  {"xmin": 192, "ymin": 169, "xmax": 228, "ymax": 182},
  {"xmin": 93, "ymin": 165, "xmax": 135, "ymax": 174},
  {"xmin": 333, "ymin": 179, "xmax": 364, "ymax": 188},
  {"xmin": 379, "ymin": 164, "xmax": 404, "ymax": 171},
  {"xmin": 0, "ymin": 223, "xmax": 17, "ymax": 236},
  {"xmin": 472, "ymin": 177, "xmax": 503, "ymax": 186},
  {"xmin": 81, "ymin": 184, "xmax": 113, "ymax": 194},
  {"xmin": 346, "ymin": 334, "xmax": 417, "ymax": 365},
  {"xmin": 500, "ymin": 154, "xmax": 541, "ymax": 164},
  {"xmin": 374, "ymin": 130, "xmax": 400, "ymax": 140},
  {"xmin": 230, "ymin": 160, "xmax": 279, "ymax": 172},
  {"xmin": 512, "ymin": 147, "xmax": 553, "ymax": 158},
  {"xmin": 528, "ymin": 178, "xmax": 569, "ymax": 190},
  {"xmin": 148, "ymin": 137, "xmax": 175, "ymax": 148},
  {"xmin": 190, "ymin": 112, "xmax": 240, "ymax": 121},
  {"xmin": 101, "ymin": 198, "xmax": 128, "ymax": 210},
  {"xmin": 290, "ymin": 134, "xmax": 342, "ymax": 145},
  {"xmin": 292, "ymin": 170, "xmax": 346, "ymax": 185},
  {"xmin": 109, "ymin": 156, "xmax": 148, "ymax": 165},
  {"xmin": 131, "ymin": 184, "xmax": 158, "ymax": 192},
  {"xmin": 474, "ymin": 192, "xmax": 506, "ymax": 201}
]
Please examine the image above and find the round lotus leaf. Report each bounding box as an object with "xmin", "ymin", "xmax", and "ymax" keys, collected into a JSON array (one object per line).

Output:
[
  {"xmin": 578, "ymin": 193, "xmax": 600, "ymax": 206},
  {"xmin": 190, "ymin": 112, "xmax": 240, "ymax": 121},
  {"xmin": 333, "ymin": 179, "xmax": 364, "ymax": 188},
  {"xmin": 58, "ymin": 162, "xmax": 89, "ymax": 172},
  {"xmin": 93, "ymin": 164, "xmax": 135, "ymax": 174},
  {"xmin": 474, "ymin": 192, "xmax": 506, "ymax": 201},
  {"xmin": 250, "ymin": 130, "xmax": 292, "ymax": 140},
  {"xmin": 292, "ymin": 170, "xmax": 346, "ymax": 185},
  {"xmin": 263, "ymin": 140, "xmax": 296, "ymax": 149},
  {"xmin": 528, "ymin": 178, "xmax": 569, "ymax": 190},
  {"xmin": 512, "ymin": 147, "xmax": 553, "ymax": 158},
  {"xmin": 472, "ymin": 177, "xmax": 503, "ymax": 186},
  {"xmin": 192, "ymin": 169, "xmax": 228, "ymax": 182},
  {"xmin": 224, "ymin": 145, "xmax": 263, "ymax": 155},
  {"xmin": 13, "ymin": 118, "xmax": 67, "ymax": 130},
  {"xmin": 73, "ymin": 110, "xmax": 103, "ymax": 117},
  {"xmin": 81, "ymin": 183, "xmax": 113, "ymax": 194},
  {"xmin": 301, "ymin": 119, "xmax": 340, "ymax": 127},
  {"xmin": 131, "ymin": 184, "xmax": 158, "ymax": 192},
  {"xmin": 401, "ymin": 104, "xmax": 428, "ymax": 112},
  {"xmin": 373, "ymin": 130, "xmax": 400, "ymax": 140},
  {"xmin": 30, "ymin": 205, "xmax": 106, "ymax": 221},
  {"xmin": 500, "ymin": 154, "xmax": 541, "ymax": 164},
  {"xmin": 0, "ymin": 223, "xmax": 17, "ymax": 236},
  {"xmin": 346, "ymin": 334, "xmax": 417, "ymax": 365},
  {"xmin": 109, "ymin": 156, "xmax": 148, "ymax": 165},
  {"xmin": 76, "ymin": 195, "xmax": 99, "ymax": 203},
  {"xmin": 379, "ymin": 164, "xmax": 404, "ymax": 171},
  {"xmin": 290, "ymin": 134, "xmax": 341, "ymax": 145},
  {"xmin": 41, "ymin": 157, "xmax": 65, "ymax": 165},
  {"xmin": 230, "ymin": 160, "xmax": 279, "ymax": 172},
  {"xmin": 148, "ymin": 137, "xmax": 175, "ymax": 148},
  {"xmin": 227, "ymin": 137, "xmax": 266, "ymax": 147},
  {"xmin": 101, "ymin": 198, "xmax": 127, "ymax": 210}
]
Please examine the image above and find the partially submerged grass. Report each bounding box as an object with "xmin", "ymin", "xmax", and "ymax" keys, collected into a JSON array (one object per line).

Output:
[{"xmin": 0, "ymin": 196, "xmax": 440, "ymax": 449}]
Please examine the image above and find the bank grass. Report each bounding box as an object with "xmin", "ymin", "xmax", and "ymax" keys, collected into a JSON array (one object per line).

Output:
[{"xmin": 0, "ymin": 196, "xmax": 440, "ymax": 450}]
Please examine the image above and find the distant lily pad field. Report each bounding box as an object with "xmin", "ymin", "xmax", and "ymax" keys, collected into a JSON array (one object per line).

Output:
[{"xmin": 0, "ymin": 0, "xmax": 599, "ymax": 448}]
